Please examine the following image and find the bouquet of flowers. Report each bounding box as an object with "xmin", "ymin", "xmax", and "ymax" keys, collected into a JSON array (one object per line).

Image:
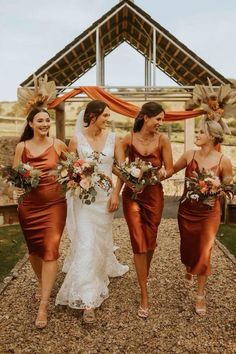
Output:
[
  {"xmin": 54, "ymin": 152, "xmax": 112, "ymax": 205},
  {"xmin": 115, "ymin": 157, "xmax": 160, "ymax": 199},
  {"xmin": 0, "ymin": 163, "xmax": 40, "ymax": 203},
  {"xmin": 182, "ymin": 168, "xmax": 234, "ymax": 207}
]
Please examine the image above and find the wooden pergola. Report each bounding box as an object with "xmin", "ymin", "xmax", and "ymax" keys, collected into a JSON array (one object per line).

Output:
[{"xmin": 20, "ymin": 0, "xmax": 231, "ymax": 147}]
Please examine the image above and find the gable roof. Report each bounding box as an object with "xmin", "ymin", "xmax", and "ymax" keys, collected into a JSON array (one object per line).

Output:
[{"xmin": 21, "ymin": 0, "xmax": 231, "ymax": 89}]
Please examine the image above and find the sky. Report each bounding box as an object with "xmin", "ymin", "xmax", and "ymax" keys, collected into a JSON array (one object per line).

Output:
[{"xmin": 0, "ymin": 0, "xmax": 236, "ymax": 101}]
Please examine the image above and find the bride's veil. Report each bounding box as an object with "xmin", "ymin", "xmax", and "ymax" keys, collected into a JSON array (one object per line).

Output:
[
  {"xmin": 75, "ymin": 109, "xmax": 85, "ymax": 135},
  {"xmin": 63, "ymin": 109, "xmax": 85, "ymax": 272}
]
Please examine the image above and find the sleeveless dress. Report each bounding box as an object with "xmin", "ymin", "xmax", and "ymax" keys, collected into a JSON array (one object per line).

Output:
[
  {"xmin": 56, "ymin": 132, "xmax": 128, "ymax": 309},
  {"xmin": 122, "ymin": 135, "xmax": 164, "ymax": 254},
  {"xmin": 178, "ymin": 152, "xmax": 223, "ymax": 276},
  {"xmin": 18, "ymin": 142, "xmax": 67, "ymax": 261}
]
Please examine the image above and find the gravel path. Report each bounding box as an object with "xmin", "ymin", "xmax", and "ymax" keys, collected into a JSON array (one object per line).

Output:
[{"xmin": 0, "ymin": 218, "xmax": 235, "ymax": 354}]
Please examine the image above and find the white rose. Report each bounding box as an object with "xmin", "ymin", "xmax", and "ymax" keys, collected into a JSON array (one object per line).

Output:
[
  {"xmin": 80, "ymin": 178, "xmax": 91, "ymax": 190},
  {"xmin": 130, "ymin": 167, "xmax": 141, "ymax": 178},
  {"xmin": 190, "ymin": 194, "xmax": 199, "ymax": 201},
  {"xmin": 61, "ymin": 169, "xmax": 68, "ymax": 178},
  {"xmin": 23, "ymin": 163, "xmax": 31, "ymax": 171}
]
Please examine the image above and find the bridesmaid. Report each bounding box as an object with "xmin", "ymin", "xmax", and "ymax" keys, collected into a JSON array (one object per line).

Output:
[
  {"xmin": 13, "ymin": 106, "xmax": 67, "ymax": 328},
  {"xmin": 174, "ymin": 119, "xmax": 233, "ymax": 315},
  {"xmin": 121, "ymin": 102, "xmax": 173, "ymax": 318}
]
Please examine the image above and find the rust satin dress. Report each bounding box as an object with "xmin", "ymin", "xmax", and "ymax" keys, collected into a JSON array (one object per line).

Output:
[
  {"xmin": 178, "ymin": 153, "xmax": 223, "ymax": 276},
  {"xmin": 122, "ymin": 140, "xmax": 164, "ymax": 254},
  {"xmin": 18, "ymin": 142, "xmax": 67, "ymax": 261}
]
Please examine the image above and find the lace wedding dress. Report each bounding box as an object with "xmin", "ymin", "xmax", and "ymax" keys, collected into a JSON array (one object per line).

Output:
[{"xmin": 56, "ymin": 131, "xmax": 128, "ymax": 309}]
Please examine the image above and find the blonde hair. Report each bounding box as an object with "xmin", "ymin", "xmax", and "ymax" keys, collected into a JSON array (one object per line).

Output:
[{"xmin": 201, "ymin": 119, "xmax": 224, "ymax": 145}]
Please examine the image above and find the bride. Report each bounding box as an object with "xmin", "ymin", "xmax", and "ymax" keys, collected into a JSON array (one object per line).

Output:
[{"xmin": 56, "ymin": 100, "xmax": 128, "ymax": 323}]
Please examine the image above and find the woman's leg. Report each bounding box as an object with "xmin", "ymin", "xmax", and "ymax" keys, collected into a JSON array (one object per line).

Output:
[
  {"xmin": 146, "ymin": 250, "xmax": 154, "ymax": 278},
  {"xmin": 134, "ymin": 253, "xmax": 148, "ymax": 309},
  {"xmin": 36, "ymin": 260, "xmax": 58, "ymax": 327},
  {"xmin": 195, "ymin": 275, "xmax": 207, "ymax": 314},
  {"xmin": 29, "ymin": 254, "xmax": 42, "ymax": 297}
]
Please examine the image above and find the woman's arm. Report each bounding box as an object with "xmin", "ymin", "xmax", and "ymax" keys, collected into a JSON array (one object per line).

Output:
[
  {"xmin": 12, "ymin": 142, "xmax": 25, "ymax": 199},
  {"xmin": 112, "ymin": 133, "xmax": 131, "ymax": 177},
  {"xmin": 12, "ymin": 142, "xmax": 24, "ymax": 168},
  {"xmin": 160, "ymin": 134, "xmax": 174, "ymax": 180},
  {"xmin": 108, "ymin": 136, "xmax": 126, "ymax": 212},
  {"xmin": 173, "ymin": 151, "xmax": 190, "ymax": 174},
  {"xmin": 221, "ymin": 156, "xmax": 233, "ymax": 184},
  {"xmin": 54, "ymin": 138, "xmax": 68, "ymax": 157},
  {"xmin": 68, "ymin": 136, "xmax": 78, "ymax": 153}
]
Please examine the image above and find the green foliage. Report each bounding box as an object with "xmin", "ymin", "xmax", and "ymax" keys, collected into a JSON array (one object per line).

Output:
[
  {"xmin": 0, "ymin": 224, "xmax": 26, "ymax": 282},
  {"xmin": 217, "ymin": 224, "xmax": 236, "ymax": 257}
]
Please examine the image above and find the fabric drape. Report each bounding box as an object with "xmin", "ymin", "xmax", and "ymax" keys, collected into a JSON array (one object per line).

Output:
[{"xmin": 49, "ymin": 86, "xmax": 204, "ymax": 122}]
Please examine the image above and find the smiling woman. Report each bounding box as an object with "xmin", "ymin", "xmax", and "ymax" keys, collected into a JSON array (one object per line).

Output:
[
  {"xmin": 173, "ymin": 118, "xmax": 233, "ymax": 316},
  {"xmin": 12, "ymin": 103, "xmax": 68, "ymax": 329},
  {"xmin": 56, "ymin": 99, "xmax": 129, "ymax": 324},
  {"xmin": 119, "ymin": 101, "xmax": 174, "ymax": 318}
]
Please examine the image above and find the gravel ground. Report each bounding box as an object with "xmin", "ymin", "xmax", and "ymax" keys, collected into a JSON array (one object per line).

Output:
[{"xmin": 0, "ymin": 218, "xmax": 235, "ymax": 354}]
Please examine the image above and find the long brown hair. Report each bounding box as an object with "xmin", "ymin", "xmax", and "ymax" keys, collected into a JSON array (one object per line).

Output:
[
  {"xmin": 20, "ymin": 107, "xmax": 50, "ymax": 142},
  {"xmin": 83, "ymin": 100, "xmax": 109, "ymax": 127},
  {"xmin": 133, "ymin": 102, "xmax": 164, "ymax": 132}
]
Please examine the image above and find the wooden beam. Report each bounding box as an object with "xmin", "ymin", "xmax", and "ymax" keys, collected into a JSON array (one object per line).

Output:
[
  {"xmin": 157, "ymin": 34, "xmax": 163, "ymax": 44},
  {"xmin": 168, "ymin": 48, "xmax": 180, "ymax": 65},
  {"xmin": 55, "ymin": 103, "xmax": 65, "ymax": 142}
]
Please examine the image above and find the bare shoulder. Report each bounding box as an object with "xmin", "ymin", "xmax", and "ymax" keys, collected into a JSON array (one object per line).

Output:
[
  {"xmin": 221, "ymin": 154, "xmax": 232, "ymax": 167},
  {"xmin": 114, "ymin": 134, "xmax": 121, "ymax": 143},
  {"xmin": 68, "ymin": 135, "xmax": 78, "ymax": 153},
  {"xmin": 15, "ymin": 141, "xmax": 25, "ymax": 152},
  {"xmin": 69, "ymin": 136, "xmax": 78, "ymax": 144},
  {"xmin": 159, "ymin": 133, "xmax": 169, "ymax": 143},
  {"xmin": 122, "ymin": 132, "xmax": 132, "ymax": 145},
  {"xmin": 13, "ymin": 141, "xmax": 25, "ymax": 166},
  {"xmin": 183, "ymin": 149, "xmax": 196, "ymax": 162},
  {"xmin": 54, "ymin": 138, "xmax": 67, "ymax": 148}
]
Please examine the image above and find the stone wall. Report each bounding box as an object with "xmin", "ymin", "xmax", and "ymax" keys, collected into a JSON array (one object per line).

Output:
[{"xmin": 0, "ymin": 136, "xmax": 19, "ymax": 166}]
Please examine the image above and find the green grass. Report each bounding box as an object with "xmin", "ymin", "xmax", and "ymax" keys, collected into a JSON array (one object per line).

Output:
[
  {"xmin": 0, "ymin": 224, "xmax": 26, "ymax": 282},
  {"xmin": 217, "ymin": 224, "xmax": 236, "ymax": 257}
]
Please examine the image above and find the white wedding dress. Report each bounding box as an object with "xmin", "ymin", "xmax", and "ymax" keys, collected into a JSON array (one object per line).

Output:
[{"xmin": 56, "ymin": 131, "xmax": 128, "ymax": 309}]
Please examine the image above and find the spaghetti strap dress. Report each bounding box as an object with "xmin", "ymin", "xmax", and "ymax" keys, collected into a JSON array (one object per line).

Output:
[
  {"xmin": 122, "ymin": 134, "xmax": 164, "ymax": 254},
  {"xmin": 178, "ymin": 151, "xmax": 223, "ymax": 275},
  {"xmin": 18, "ymin": 141, "xmax": 67, "ymax": 261}
]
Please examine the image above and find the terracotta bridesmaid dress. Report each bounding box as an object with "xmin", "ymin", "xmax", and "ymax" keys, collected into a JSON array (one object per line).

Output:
[
  {"xmin": 178, "ymin": 151, "xmax": 223, "ymax": 276},
  {"xmin": 122, "ymin": 135, "xmax": 164, "ymax": 254},
  {"xmin": 18, "ymin": 141, "xmax": 67, "ymax": 261}
]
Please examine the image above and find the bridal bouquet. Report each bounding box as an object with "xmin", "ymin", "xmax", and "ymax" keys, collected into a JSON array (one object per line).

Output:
[
  {"xmin": 116, "ymin": 157, "xmax": 160, "ymax": 199},
  {"xmin": 0, "ymin": 163, "xmax": 40, "ymax": 203},
  {"xmin": 182, "ymin": 168, "xmax": 234, "ymax": 207},
  {"xmin": 54, "ymin": 152, "xmax": 112, "ymax": 204}
]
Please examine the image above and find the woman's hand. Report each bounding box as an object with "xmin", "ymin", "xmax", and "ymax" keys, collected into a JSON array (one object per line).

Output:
[
  {"xmin": 158, "ymin": 167, "xmax": 167, "ymax": 181},
  {"xmin": 125, "ymin": 180, "xmax": 144, "ymax": 194},
  {"xmin": 13, "ymin": 187, "xmax": 25, "ymax": 202},
  {"xmin": 107, "ymin": 191, "xmax": 120, "ymax": 213}
]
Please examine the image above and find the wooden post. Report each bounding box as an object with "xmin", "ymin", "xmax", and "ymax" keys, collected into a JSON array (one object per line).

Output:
[
  {"xmin": 184, "ymin": 118, "xmax": 195, "ymax": 151},
  {"xmin": 152, "ymin": 28, "xmax": 156, "ymax": 86},
  {"xmin": 55, "ymin": 103, "xmax": 65, "ymax": 142}
]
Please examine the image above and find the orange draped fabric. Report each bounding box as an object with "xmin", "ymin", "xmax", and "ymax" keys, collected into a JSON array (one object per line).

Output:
[{"xmin": 49, "ymin": 86, "xmax": 205, "ymax": 122}]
